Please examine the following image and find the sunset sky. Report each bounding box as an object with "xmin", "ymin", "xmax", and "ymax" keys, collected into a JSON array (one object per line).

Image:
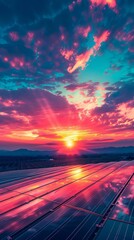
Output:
[{"xmin": 0, "ymin": 0, "xmax": 134, "ymax": 152}]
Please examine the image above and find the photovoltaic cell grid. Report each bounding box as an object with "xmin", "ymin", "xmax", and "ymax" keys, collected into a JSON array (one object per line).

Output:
[{"xmin": 0, "ymin": 161, "xmax": 134, "ymax": 240}]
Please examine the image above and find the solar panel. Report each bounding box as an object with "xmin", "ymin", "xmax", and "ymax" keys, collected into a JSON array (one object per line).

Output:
[
  {"xmin": 15, "ymin": 206, "xmax": 102, "ymax": 240},
  {"xmin": 95, "ymin": 219, "xmax": 134, "ymax": 240},
  {"xmin": 0, "ymin": 198, "xmax": 58, "ymax": 239},
  {"xmin": 110, "ymin": 177, "xmax": 134, "ymax": 223},
  {"xmin": 0, "ymin": 161, "xmax": 134, "ymax": 240}
]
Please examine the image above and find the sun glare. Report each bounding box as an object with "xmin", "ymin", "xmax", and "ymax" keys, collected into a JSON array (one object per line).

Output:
[
  {"xmin": 66, "ymin": 139, "xmax": 74, "ymax": 148},
  {"xmin": 56, "ymin": 129, "xmax": 86, "ymax": 152},
  {"xmin": 70, "ymin": 168, "xmax": 84, "ymax": 179}
]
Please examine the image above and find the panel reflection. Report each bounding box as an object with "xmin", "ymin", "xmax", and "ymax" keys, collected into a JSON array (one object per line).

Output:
[{"xmin": 0, "ymin": 161, "xmax": 133, "ymax": 240}]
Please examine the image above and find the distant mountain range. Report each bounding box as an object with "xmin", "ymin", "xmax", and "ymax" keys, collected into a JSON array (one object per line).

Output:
[
  {"xmin": 0, "ymin": 149, "xmax": 56, "ymax": 157},
  {"xmin": 0, "ymin": 146, "xmax": 134, "ymax": 156},
  {"xmin": 91, "ymin": 146, "xmax": 134, "ymax": 154}
]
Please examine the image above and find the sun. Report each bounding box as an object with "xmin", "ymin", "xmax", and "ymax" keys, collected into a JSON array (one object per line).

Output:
[
  {"xmin": 65, "ymin": 139, "xmax": 75, "ymax": 148},
  {"xmin": 56, "ymin": 129, "xmax": 84, "ymax": 151}
]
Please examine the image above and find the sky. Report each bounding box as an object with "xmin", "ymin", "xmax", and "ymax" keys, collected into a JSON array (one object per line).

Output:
[{"xmin": 0, "ymin": 0, "xmax": 134, "ymax": 153}]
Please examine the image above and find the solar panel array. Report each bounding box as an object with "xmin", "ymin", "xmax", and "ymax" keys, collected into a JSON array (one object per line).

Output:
[{"xmin": 0, "ymin": 160, "xmax": 134, "ymax": 240}]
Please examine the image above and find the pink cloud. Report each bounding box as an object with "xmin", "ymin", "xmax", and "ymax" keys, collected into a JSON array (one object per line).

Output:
[
  {"xmin": 116, "ymin": 31, "xmax": 134, "ymax": 42},
  {"xmin": 90, "ymin": 0, "xmax": 116, "ymax": 8},
  {"xmin": 23, "ymin": 32, "xmax": 35, "ymax": 49},
  {"xmin": 68, "ymin": 48, "xmax": 94, "ymax": 73},
  {"xmin": 60, "ymin": 49, "xmax": 74, "ymax": 60},
  {"xmin": 61, "ymin": 34, "xmax": 65, "ymax": 41},
  {"xmin": 68, "ymin": 30, "xmax": 110, "ymax": 73},
  {"xmin": 69, "ymin": 0, "xmax": 82, "ymax": 11},
  {"xmin": 27, "ymin": 32, "xmax": 34, "ymax": 42},
  {"xmin": 129, "ymin": 47, "xmax": 134, "ymax": 53},
  {"xmin": 2, "ymin": 100, "xmax": 14, "ymax": 107},
  {"xmin": 10, "ymin": 57, "xmax": 25, "ymax": 69},
  {"xmin": 9, "ymin": 32, "xmax": 19, "ymax": 41},
  {"xmin": 93, "ymin": 30, "xmax": 110, "ymax": 51},
  {"xmin": 3, "ymin": 57, "xmax": 8, "ymax": 62},
  {"xmin": 118, "ymin": 102, "xmax": 134, "ymax": 120},
  {"xmin": 77, "ymin": 26, "xmax": 91, "ymax": 38}
]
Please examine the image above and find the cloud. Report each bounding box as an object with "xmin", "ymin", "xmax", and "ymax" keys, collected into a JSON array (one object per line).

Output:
[
  {"xmin": 67, "ymin": 48, "xmax": 94, "ymax": 73},
  {"xmin": 0, "ymin": 0, "xmax": 132, "ymax": 90},
  {"xmin": 67, "ymin": 30, "xmax": 110, "ymax": 73},
  {"xmin": 92, "ymin": 80, "xmax": 134, "ymax": 114},
  {"xmin": 90, "ymin": 0, "xmax": 116, "ymax": 9},
  {"xmin": 92, "ymin": 103, "xmax": 115, "ymax": 114},
  {"xmin": 60, "ymin": 49, "xmax": 74, "ymax": 60},
  {"xmin": 0, "ymin": 0, "xmax": 72, "ymax": 26},
  {"xmin": 0, "ymin": 88, "xmax": 78, "ymax": 130},
  {"xmin": 65, "ymin": 81, "xmax": 99, "ymax": 96},
  {"xmin": 77, "ymin": 26, "xmax": 91, "ymax": 38},
  {"xmin": 106, "ymin": 80, "xmax": 134, "ymax": 105},
  {"xmin": 93, "ymin": 30, "xmax": 110, "ymax": 50},
  {"xmin": 0, "ymin": 0, "xmax": 133, "ymax": 149},
  {"xmin": 0, "ymin": 88, "xmax": 75, "ymax": 113},
  {"xmin": 90, "ymin": 80, "xmax": 134, "ymax": 132}
]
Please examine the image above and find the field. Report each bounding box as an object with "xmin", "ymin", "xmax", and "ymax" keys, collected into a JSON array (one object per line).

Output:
[{"xmin": 0, "ymin": 161, "xmax": 134, "ymax": 240}]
